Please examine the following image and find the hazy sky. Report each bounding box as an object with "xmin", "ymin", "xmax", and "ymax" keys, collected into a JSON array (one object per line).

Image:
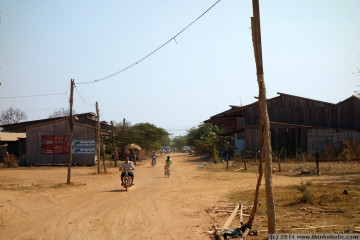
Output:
[{"xmin": 1, "ymin": 0, "xmax": 359, "ymax": 136}]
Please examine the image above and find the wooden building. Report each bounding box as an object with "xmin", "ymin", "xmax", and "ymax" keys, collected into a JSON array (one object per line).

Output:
[
  {"xmin": 205, "ymin": 93, "xmax": 360, "ymax": 156},
  {"xmin": 0, "ymin": 112, "xmax": 111, "ymax": 165}
]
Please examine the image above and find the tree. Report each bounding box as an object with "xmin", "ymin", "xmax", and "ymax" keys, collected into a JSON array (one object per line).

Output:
[
  {"xmin": 0, "ymin": 107, "xmax": 28, "ymax": 124},
  {"xmin": 186, "ymin": 123, "xmax": 231, "ymax": 162},
  {"xmin": 170, "ymin": 135, "xmax": 187, "ymax": 151},
  {"xmin": 250, "ymin": 0, "xmax": 276, "ymax": 234},
  {"xmin": 114, "ymin": 122, "xmax": 170, "ymax": 152},
  {"xmin": 48, "ymin": 108, "xmax": 76, "ymax": 118}
]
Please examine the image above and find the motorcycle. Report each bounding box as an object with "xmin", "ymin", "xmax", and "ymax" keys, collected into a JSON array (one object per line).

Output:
[{"xmin": 122, "ymin": 171, "xmax": 133, "ymax": 191}]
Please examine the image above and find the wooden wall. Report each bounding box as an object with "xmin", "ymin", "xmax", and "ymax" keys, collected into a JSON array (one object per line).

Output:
[
  {"xmin": 26, "ymin": 120, "xmax": 96, "ymax": 165},
  {"xmin": 243, "ymin": 95, "xmax": 338, "ymax": 128},
  {"xmin": 337, "ymin": 97, "xmax": 360, "ymax": 131},
  {"xmin": 307, "ymin": 128, "xmax": 360, "ymax": 153}
]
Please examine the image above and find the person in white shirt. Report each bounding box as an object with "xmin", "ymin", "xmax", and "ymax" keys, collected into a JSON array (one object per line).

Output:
[{"xmin": 119, "ymin": 156, "xmax": 135, "ymax": 185}]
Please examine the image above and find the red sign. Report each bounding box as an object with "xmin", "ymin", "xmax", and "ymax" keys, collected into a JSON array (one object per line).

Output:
[{"xmin": 41, "ymin": 136, "xmax": 69, "ymax": 155}]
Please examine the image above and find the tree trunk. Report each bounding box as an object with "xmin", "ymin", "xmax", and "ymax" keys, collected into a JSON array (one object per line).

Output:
[
  {"xmin": 258, "ymin": 74, "xmax": 276, "ymax": 234},
  {"xmin": 251, "ymin": 0, "xmax": 276, "ymax": 233},
  {"xmin": 245, "ymin": 152, "xmax": 263, "ymax": 230}
]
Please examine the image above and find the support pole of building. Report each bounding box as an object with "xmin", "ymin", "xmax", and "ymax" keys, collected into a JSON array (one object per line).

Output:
[
  {"xmin": 67, "ymin": 79, "xmax": 74, "ymax": 184},
  {"xmin": 251, "ymin": 0, "xmax": 276, "ymax": 234},
  {"xmin": 96, "ymin": 102, "xmax": 101, "ymax": 174}
]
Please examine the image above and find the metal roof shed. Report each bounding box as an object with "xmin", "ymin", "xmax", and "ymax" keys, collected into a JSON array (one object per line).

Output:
[{"xmin": 26, "ymin": 118, "xmax": 103, "ymax": 166}]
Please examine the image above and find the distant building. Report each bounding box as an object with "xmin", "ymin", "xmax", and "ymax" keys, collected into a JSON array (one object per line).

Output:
[
  {"xmin": 0, "ymin": 132, "xmax": 26, "ymax": 162},
  {"xmin": 205, "ymin": 93, "xmax": 360, "ymax": 156},
  {"xmin": 0, "ymin": 112, "xmax": 111, "ymax": 165}
]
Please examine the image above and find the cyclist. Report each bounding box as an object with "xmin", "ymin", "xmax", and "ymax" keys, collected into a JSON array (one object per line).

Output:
[{"xmin": 164, "ymin": 156, "xmax": 172, "ymax": 176}]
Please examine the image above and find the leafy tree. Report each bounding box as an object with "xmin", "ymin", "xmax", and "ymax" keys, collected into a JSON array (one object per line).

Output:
[
  {"xmin": 170, "ymin": 135, "xmax": 187, "ymax": 151},
  {"xmin": 48, "ymin": 108, "xmax": 76, "ymax": 118},
  {"xmin": 0, "ymin": 107, "xmax": 28, "ymax": 124},
  {"xmin": 114, "ymin": 122, "xmax": 170, "ymax": 152},
  {"xmin": 187, "ymin": 123, "xmax": 231, "ymax": 162},
  {"xmin": 126, "ymin": 123, "xmax": 169, "ymax": 151}
]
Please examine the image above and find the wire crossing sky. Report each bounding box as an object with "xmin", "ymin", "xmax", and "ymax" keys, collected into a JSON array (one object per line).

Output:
[
  {"xmin": 75, "ymin": 0, "xmax": 222, "ymax": 85},
  {"xmin": 0, "ymin": 0, "xmax": 359, "ymax": 136}
]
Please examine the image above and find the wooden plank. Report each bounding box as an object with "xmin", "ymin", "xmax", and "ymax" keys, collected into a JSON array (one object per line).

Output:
[
  {"xmin": 222, "ymin": 203, "xmax": 240, "ymax": 229},
  {"xmin": 239, "ymin": 203, "xmax": 244, "ymax": 225}
]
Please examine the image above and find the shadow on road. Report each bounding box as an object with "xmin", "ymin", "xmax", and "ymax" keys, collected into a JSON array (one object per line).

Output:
[{"xmin": 107, "ymin": 189, "xmax": 127, "ymax": 192}]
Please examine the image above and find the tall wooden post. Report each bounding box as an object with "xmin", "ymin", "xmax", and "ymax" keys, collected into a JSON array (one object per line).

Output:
[
  {"xmin": 251, "ymin": 0, "xmax": 276, "ymax": 234},
  {"xmin": 121, "ymin": 118, "xmax": 125, "ymax": 159},
  {"xmin": 96, "ymin": 102, "xmax": 101, "ymax": 174},
  {"xmin": 100, "ymin": 131, "xmax": 107, "ymax": 174},
  {"xmin": 67, "ymin": 79, "xmax": 74, "ymax": 184},
  {"xmin": 111, "ymin": 121, "xmax": 118, "ymax": 167}
]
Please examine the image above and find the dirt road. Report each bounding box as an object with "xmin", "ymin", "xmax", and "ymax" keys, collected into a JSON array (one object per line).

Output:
[{"xmin": 0, "ymin": 153, "xmax": 336, "ymax": 240}]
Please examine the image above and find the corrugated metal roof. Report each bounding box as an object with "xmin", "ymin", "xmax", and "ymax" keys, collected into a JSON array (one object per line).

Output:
[{"xmin": 0, "ymin": 132, "xmax": 26, "ymax": 141}]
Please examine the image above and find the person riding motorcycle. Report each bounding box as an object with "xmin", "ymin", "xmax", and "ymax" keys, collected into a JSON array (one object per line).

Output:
[{"xmin": 119, "ymin": 155, "xmax": 135, "ymax": 185}]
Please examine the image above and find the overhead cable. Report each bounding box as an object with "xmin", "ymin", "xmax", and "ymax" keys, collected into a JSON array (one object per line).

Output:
[
  {"xmin": 24, "ymin": 104, "xmax": 94, "ymax": 112},
  {"xmin": 76, "ymin": 0, "xmax": 221, "ymax": 85},
  {"xmin": 0, "ymin": 92, "xmax": 66, "ymax": 99}
]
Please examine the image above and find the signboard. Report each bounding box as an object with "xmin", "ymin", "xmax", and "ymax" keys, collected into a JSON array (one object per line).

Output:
[
  {"xmin": 41, "ymin": 136, "xmax": 69, "ymax": 155},
  {"xmin": 72, "ymin": 140, "xmax": 95, "ymax": 155}
]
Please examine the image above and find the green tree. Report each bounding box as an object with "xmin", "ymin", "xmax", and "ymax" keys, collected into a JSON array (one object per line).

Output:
[
  {"xmin": 114, "ymin": 122, "xmax": 169, "ymax": 152},
  {"xmin": 170, "ymin": 135, "xmax": 187, "ymax": 151},
  {"xmin": 187, "ymin": 123, "xmax": 231, "ymax": 163}
]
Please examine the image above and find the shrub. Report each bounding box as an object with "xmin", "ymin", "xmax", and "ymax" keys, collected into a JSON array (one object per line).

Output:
[{"xmin": 295, "ymin": 181, "xmax": 314, "ymax": 204}]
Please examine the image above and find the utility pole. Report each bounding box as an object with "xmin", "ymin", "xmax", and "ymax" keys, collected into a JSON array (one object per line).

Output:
[
  {"xmin": 67, "ymin": 79, "xmax": 74, "ymax": 184},
  {"xmin": 96, "ymin": 102, "xmax": 101, "ymax": 174},
  {"xmin": 122, "ymin": 118, "xmax": 125, "ymax": 158},
  {"xmin": 111, "ymin": 121, "xmax": 118, "ymax": 167},
  {"xmin": 100, "ymin": 129, "xmax": 107, "ymax": 174},
  {"xmin": 251, "ymin": 0, "xmax": 276, "ymax": 234}
]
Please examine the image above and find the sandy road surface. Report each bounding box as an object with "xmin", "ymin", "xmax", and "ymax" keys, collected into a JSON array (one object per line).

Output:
[{"xmin": 0, "ymin": 153, "xmax": 331, "ymax": 240}]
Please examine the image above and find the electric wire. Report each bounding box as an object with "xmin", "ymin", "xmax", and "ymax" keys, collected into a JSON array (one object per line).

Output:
[
  {"xmin": 0, "ymin": 92, "xmax": 66, "ymax": 99},
  {"xmin": 75, "ymin": 0, "xmax": 222, "ymax": 85},
  {"xmin": 74, "ymin": 85, "xmax": 90, "ymax": 105},
  {"xmin": 24, "ymin": 104, "xmax": 94, "ymax": 112}
]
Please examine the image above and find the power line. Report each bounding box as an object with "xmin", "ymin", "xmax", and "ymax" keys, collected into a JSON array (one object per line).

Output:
[
  {"xmin": 24, "ymin": 104, "xmax": 94, "ymax": 112},
  {"xmin": 74, "ymin": 85, "xmax": 90, "ymax": 105},
  {"xmin": 0, "ymin": 92, "xmax": 66, "ymax": 99},
  {"xmin": 76, "ymin": 0, "xmax": 222, "ymax": 85}
]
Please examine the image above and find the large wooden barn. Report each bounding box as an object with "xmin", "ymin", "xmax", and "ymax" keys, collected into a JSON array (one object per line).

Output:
[
  {"xmin": 205, "ymin": 93, "xmax": 360, "ymax": 156},
  {"xmin": 0, "ymin": 113, "xmax": 111, "ymax": 165}
]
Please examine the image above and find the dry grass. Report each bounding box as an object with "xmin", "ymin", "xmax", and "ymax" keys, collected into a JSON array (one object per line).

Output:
[
  {"xmin": 203, "ymin": 160, "xmax": 360, "ymax": 237},
  {"xmin": 225, "ymin": 173, "xmax": 360, "ymax": 235}
]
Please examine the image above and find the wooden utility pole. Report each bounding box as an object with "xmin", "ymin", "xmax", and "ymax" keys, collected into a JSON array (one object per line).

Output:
[
  {"xmin": 67, "ymin": 79, "xmax": 74, "ymax": 184},
  {"xmin": 251, "ymin": 0, "xmax": 276, "ymax": 234},
  {"xmin": 96, "ymin": 102, "xmax": 101, "ymax": 174},
  {"xmin": 100, "ymin": 130, "xmax": 107, "ymax": 174},
  {"xmin": 121, "ymin": 118, "xmax": 125, "ymax": 158},
  {"xmin": 111, "ymin": 121, "xmax": 118, "ymax": 167}
]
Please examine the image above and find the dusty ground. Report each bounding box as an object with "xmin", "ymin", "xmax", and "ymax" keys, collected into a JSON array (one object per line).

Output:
[{"xmin": 0, "ymin": 153, "xmax": 359, "ymax": 240}]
